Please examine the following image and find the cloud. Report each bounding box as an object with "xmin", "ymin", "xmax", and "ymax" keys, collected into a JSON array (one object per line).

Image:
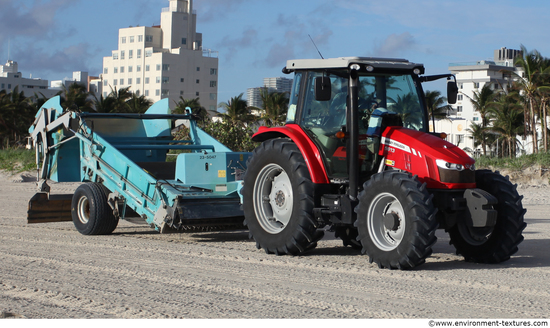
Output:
[
  {"xmin": 194, "ymin": 0, "xmax": 252, "ymax": 22},
  {"xmin": 12, "ymin": 42, "xmax": 101, "ymax": 79},
  {"xmin": 215, "ymin": 28, "xmax": 259, "ymax": 62},
  {"xmin": 372, "ymin": 32, "xmax": 416, "ymax": 57},
  {"xmin": 0, "ymin": 0, "xmax": 77, "ymax": 44}
]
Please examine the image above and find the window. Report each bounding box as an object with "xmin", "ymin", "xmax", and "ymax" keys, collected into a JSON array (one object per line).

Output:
[
  {"xmin": 196, "ymin": 92, "xmax": 199, "ymax": 96},
  {"xmin": 162, "ymin": 89, "xmax": 169, "ymax": 97},
  {"xmin": 145, "ymin": 77, "xmax": 150, "ymax": 84},
  {"xmin": 137, "ymin": 49, "xmax": 141, "ymax": 59},
  {"xmin": 121, "ymin": 37, "xmax": 126, "ymax": 44},
  {"xmin": 128, "ymin": 66, "xmax": 133, "ymax": 73},
  {"xmin": 137, "ymin": 65, "xmax": 141, "ymax": 72},
  {"xmin": 457, "ymin": 134, "xmax": 465, "ymax": 145},
  {"xmin": 210, "ymin": 93, "xmax": 216, "ymax": 100},
  {"xmin": 138, "ymin": 35, "xmax": 143, "ymax": 42},
  {"xmin": 120, "ymin": 66, "xmax": 125, "ymax": 73},
  {"xmin": 458, "ymin": 83, "xmax": 463, "ymax": 89},
  {"xmin": 196, "ymin": 79, "xmax": 200, "ymax": 84},
  {"xmin": 145, "ymin": 49, "xmax": 153, "ymax": 57},
  {"xmin": 180, "ymin": 91, "xmax": 184, "ymax": 95},
  {"xmin": 210, "ymin": 68, "xmax": 217, "ymax": 75},
  {"xmin": 130, "ymin": 36, "xmax": 134, "ymax": 43},
  {"xmin": 113, "ymin": 52, "xmax": 118, "ymax": 60},
  {"xmin": 196, "ymin": 67, "xmax": 200, "ymax": 71},
  {"xmin": 136, "ymin": 78, "xmax": 141, "ymax": 84},
  {"xmin": 180, "ymin": 78, "xmax": 184, "ymax": 82},
  {"xmin": 457, "ymin": 106, "xmax": 463, "ymax": 112},
  {"xmin": 145, "ymin": 90, "xmax": 149, "ymax": 96},
  {"xmin": 146, "ymin": 35, "xmax": 153, "ymax": 42},
  {"xmin": 145, "ymin": 65, "xmax": 150, "ymax": 72},
  {"xmin": 113, "ymin": 80, "xmax": 117, "ymax": 86},
  {"xmin": 103, "ymin": 92, "xmax": 108, "ymax": 97},
  {"xmin": 121, "ymin": 51, "xmax": 125, "ymax": 60},
  {"xmin": 128, "ymin": 78, "xmax": 132, "ymax": 85},
  {"xmin": 162, "ymin": 64, "xmax": 170, "ymax": 71},
  {"xmin": 182, "ymin": 38, "xmax": 187, "ymax": 45},
  {"xmin": 156, "ymin": 76, "xmax": 161, "ymax": 83},
  {"xmin": 473, "ymin": 82, "xmax": 480, "ymax": 89},
  {"xmin": 210, "ymin": 81, "xmax": 217, "ymax": 87},
  {"xmin": 7, "ymin": 84, "xmax": 11, "ymax": 89},
  {"xmin": 156, "ymin": 89, "xmax": 160, "ymax": 96},
  {"xmin": 162, "ymin": 77, "xmax": 169, "ymax": 83},
  {"xmin": 120, "ymin": 79, "xmax": 124, "ymax": 85},
  {"xmin": 114, "ymin": 67, "xmax": 118, "ymax": 74},
  {"xmin": 104, "ymin": 68, "xmax": 108, "ymax": 74},
  {"xmin": 103, "ymin": 80, "xmax": 108, "ymax": 86},
  {"xmin": 129, "ymin": 50, "xmax": 133, "ymax": 59},
  {"xmin": 473, "ymin": 117, "xmax": 479, "ymax": 121},
  {"xmin": 156, "ymin": 64, "xmax": 161, "ymax": 71}
]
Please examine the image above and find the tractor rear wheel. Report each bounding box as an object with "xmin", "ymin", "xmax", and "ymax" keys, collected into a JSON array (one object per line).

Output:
[
  {"xmin": 243, "ymin": 138, "xmax": 322, "ymax": 255},
  {"xmin": 448, "ymin": 170, "xmax": 526, "ymax": 263},
  {"xmin": 355, "ymin": 171, "xmax": 438, "ymax": 269},
  {"xmin": 71, "ymin": 183, "xmax": 119, "ymax": 235}
]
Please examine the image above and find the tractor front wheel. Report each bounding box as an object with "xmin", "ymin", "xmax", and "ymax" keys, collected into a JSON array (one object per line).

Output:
[
  {"xmin": 242, "ymin": 138, "xmax": 322, "ymax": 255},
  {"xmin": 355, "ymin": 171, "xmax": 438, "ymax": 269},
  {"xmin": 448, "ymin": 170, "xmax": 526, "ymax": 263}
]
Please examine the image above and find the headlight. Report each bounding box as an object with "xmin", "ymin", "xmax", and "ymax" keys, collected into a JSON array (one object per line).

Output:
[{"xmin": 436, "ymin": 159, "xmax": 464, "ymax": 171}]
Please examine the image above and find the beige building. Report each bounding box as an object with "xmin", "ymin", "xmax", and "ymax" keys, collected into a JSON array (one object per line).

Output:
[{"xmin": 101, "ymin": 0, "xmax": 219, "ymax": 112}]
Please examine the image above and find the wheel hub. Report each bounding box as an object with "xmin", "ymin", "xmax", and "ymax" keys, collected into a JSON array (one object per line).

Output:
[
  {"xmin": 383, "ymin": 212, "xmax": 400, "ymax": 231},
  {"xmin": 275, "ymin": 190, "xmax": 286, "ymax": 207}
]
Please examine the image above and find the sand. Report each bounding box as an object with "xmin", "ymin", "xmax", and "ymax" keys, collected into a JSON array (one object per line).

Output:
[{"xmin": 1, "ymin": 170, "xmax": 549, "ymax": 318}]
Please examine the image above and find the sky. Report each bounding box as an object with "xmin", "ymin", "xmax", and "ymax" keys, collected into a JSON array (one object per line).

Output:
[{"xmin": 1, "ymin": 0, "xmax": 550, "ymax": 102}]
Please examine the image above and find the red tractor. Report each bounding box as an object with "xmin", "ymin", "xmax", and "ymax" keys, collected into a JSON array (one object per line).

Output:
[{"xmin": 242, "ymin": 57, "xmax": 526, "ymax": 269}]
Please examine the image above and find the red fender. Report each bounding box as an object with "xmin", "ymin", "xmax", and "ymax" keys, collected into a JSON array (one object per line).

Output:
[{"xmin": 252, "ymin": 124, "xmax": 330, "ymax": 184}]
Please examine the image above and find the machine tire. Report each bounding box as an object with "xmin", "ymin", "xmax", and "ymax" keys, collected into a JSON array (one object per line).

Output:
[
  {"xmin": 355, "ymin": 171, "xmax": 438, "ymax": 269},
  {"xmin": 243, "ymin": 138, "xmax": 322, "ymax": 255},
  {"xmin": 71, "ymin": 183, "xmax": 119, "ymax": 235},
  {"xmin": 448, "ymin": 170, "xmax": 526, "ymax": 263},
  {"xmin": 333, "ymin": 226, "xmax": 362, "ymax": 250}
]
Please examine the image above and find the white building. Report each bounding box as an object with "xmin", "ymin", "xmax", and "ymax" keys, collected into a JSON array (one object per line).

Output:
[
  {"xmin": 246, "ymin": 77, "xmax": 293, "ymax": 109},
  {"xmin": 448, "ymin": 47, "xmax": 520, "ymax": 123},
  {"xmin": 442, "ymin": 47, "xmax": 530, "ymax": 155},
  {"xmin": 0, "ymin": 60, "xmax": 57, "ymax": 99},
  {"xmin": 101, "ymin": 0, "xmax": 219, "ymax": 112}
]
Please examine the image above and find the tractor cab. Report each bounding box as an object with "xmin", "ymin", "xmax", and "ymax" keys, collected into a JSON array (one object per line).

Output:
[{"xmin": 284, "ymin": 60, "xmax": 430, "ymax": 182}]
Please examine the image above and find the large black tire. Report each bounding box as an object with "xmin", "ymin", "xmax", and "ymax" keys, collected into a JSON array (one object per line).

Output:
[
  {"xmin": 355, "ymin": 171, "xmax": 438, "ymax": 269},
  {"xmin": 71, "ymin": 183, "xmax": 119, "ymax": 235},
  {"xmin": 242, "ymin": 138, "xmax": 323, "ymax": 255},
  {"xmin": 448, "ymin": 170, "xmax": 526, "ymax": 263}
]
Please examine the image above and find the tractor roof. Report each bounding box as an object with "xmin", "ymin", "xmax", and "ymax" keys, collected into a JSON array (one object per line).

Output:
[{"xmin": 284, "ymin": 57, "xmax": 425, "ymax": 73}]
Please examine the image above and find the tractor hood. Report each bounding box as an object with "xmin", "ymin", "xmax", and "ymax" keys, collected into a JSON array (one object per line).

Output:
[{"xmin": 380, "ymin": 127, "xmax": 476, "ymax": 189}]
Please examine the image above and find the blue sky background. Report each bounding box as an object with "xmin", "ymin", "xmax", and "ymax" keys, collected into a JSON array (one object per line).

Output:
[{"xmin": 1, "ymin": 0, "xmax": 550, "ymax": 102}]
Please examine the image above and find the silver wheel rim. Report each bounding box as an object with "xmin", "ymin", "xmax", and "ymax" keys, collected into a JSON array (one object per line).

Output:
[
  {"xmin": 77, "ymin": 195, "xmax": 90, "ymax": 224},
  {"xmin": 367, "ymin": 192, "xmax": 405, "ymax": 251},
  {"xmin": 252, "ymin": 163, "xmax": 293, "ymax": 234}
]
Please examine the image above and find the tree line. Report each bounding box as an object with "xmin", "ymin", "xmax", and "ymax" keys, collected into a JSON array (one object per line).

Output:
[
  {"xmin": 464, "ymin": 45, "xmax": 550, "ymax": 158},
  {"xmin": 0, "ymin": 82, "xmax": 289, "ymax": 152}
]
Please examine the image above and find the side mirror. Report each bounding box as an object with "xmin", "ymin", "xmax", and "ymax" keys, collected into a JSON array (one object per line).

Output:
[
  {"xmin": 447, "ymin": 78, "xmax": 458, "ymax": 104},
  {"xmin": 314, "ymin": 76, "xmax": 331, "ymax": 101}
]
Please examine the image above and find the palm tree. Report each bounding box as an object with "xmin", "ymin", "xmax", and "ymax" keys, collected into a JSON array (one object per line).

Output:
[
  {"xmin": 462, "ymin": 84, "xmax": 495, "ymax": 156},
  {"xmin": 425, "ymin": 90, "xmax": 451, "ymax": 121},
  {"xmin": 217, "ymin": 93, "xmax": 255, "ymax": 125},
  {"xmin": 488, "ymin": 94, "xmax": 524, "ymax": 158},
  {"xmin": 0, "ymin": 87, "xmax": 34, "ymax": 145},
  {"xmin": 59, "ymin": 83, "xmax": 93, "ymax": 111},
  {"xmin": 127, "ymin": 93, "xmax": 153, "ymax": 113},
  {"xmin": 512, "ymin": 45, "xmax": 545, "ymax": 153},
  {"xmin": 108, "ymin": 86, "xmax": 133, "ymax": 113},
  {"xmin": 256, "ymin": 88, "xmax": 289, "ymax": 127},
  {"xmin": 465, "ymin": 122, "xmax": 485, "ymax": 157}
]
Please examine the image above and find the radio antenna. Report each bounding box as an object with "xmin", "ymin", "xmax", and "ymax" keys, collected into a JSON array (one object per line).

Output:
[{"xmin": 308, "ymin": 34, "xmax": 324, "ymax": 59}]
